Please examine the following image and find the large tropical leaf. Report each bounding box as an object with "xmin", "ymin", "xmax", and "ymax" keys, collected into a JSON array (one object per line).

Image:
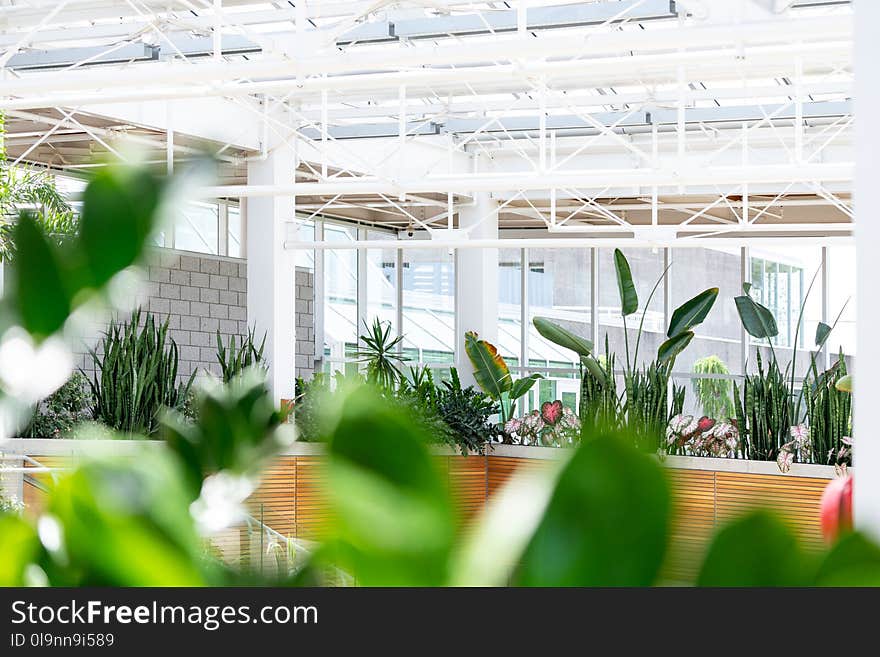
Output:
[
  {"xmin": 464, "ymin": 331, "xmax": 511, "ymax": 400},
  {"xmin": 509, "ymin": 373, "xmax": 543, "ymax": 401},
  {"xmin": 734, "ymin": 294, "xmax": 778, "ymax": 339},
  {"xmin": 667, "ymin": 288, "xmax": 718, "ymax": 337},
  {"xmin": 532, "ymin": 317, "xmax": 593, "ymax": 357},
  {"xmin": 613, "ymin": 248, "xmax": 638, "ymax": 316},
  {"xmin": 657, "ymin": 331, "xmax": 694, "ymax": 364}
]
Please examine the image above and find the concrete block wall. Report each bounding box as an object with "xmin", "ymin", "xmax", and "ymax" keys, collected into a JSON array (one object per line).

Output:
[{"xmin": 76, "ymin": 249, "xmax": 316, "ymax": 382}]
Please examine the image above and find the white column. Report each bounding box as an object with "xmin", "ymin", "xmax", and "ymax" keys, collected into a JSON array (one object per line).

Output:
[
  {"xmin": 455, "ymin": 191, "xmax": 499, "ymax": 385},
  {"xmin": 246, "ymin": 141, "xmax": 296, "ymax": 404},
  {"xmin": 855, "ymin": 0, "xmax": 879, "ymax": 536}
]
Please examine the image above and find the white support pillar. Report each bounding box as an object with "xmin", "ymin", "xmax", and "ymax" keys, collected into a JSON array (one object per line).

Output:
[
  {"xmin": 246, "ymin": 141, "xmax": 296, "ymax": 405},
  {"xmin": 455, "ymin": 191, "xmax": 499, "ymax": 385},
  {"xmin": 854, "ymin": 0, "xmax": 880, "ymax": 536}
]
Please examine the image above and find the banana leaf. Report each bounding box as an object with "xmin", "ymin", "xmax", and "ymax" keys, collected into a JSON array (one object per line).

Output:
[
  {"xmin": 667, "ymin": 288, "xmax": 718, "ymax": 337},
  {"xmin": 532, "ymin": 316, "xmax": 593, "ymax": 357},
  {"xmin": 613, "ymin": 248, "xmax": 638, "ymax": 316},
  {"xmin": 464, "ymin": 331, "xmax": 511, "ymax": 400}
]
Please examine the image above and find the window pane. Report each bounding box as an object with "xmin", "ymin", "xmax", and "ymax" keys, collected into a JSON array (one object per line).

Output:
[
  {"xmin": 828, "ymin": 245, "xmax": 855, "ymax": 359},
  {"xmin": 402, "ymin": 249, "xmax": 454, "ymax": 368},
  {"xmin": 498, "ymin": 248, "xmax": 522, "ymax": 365},
  {"xmin": 323, "ymin": 224, "xmax": 358, "ymax": 370},
  {"xmin": 227, "ymin": 206, "xmax": 242, "ymax": 258},
  {"xmin": 366, "ymin": 230, "xmax": 397, "ymax": 335},
  {"xmin": 527, "ymin": 248, "xmax": 591, "ymax": 368},
  {"xmin": 175, "ymin": 203, "xmax": 218, "ymax": 254}
]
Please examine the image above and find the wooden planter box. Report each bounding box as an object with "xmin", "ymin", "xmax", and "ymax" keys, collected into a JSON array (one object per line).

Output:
[{"xmin": 6, "ymin": 439, "xmax": 836, "ymax": 581}]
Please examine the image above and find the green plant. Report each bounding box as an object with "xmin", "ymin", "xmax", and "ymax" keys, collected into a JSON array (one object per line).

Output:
[
  {"xmin": 87, "ymin": 309, "xmax": 194, "ymax": 436},
  {"xmin": 293, "ymin": 373, "xmax": 332, "ymax": 442},
  {"xmin": 354, "ymin": 317, "xmax": 406, "ymax": 391},
  {"xmin": 804, "ymin": 350, "xmax": 852, "ymax": 466},
  {"xmin": 0, "ymin": 114, "xmax": 77, "ymax": 263},
  {"xmin": 22, "ymin": 372, "xmax": 90, "ymax": 438},
  {"xmin": 733, "ymin": 274, "xmax": 849, "ymax": 462},
  {"xmin": 692, "ymin": 355, "xmax": 734, "ymax": 419},
  {"xmin": 435, "ymin": 367, "xmax": 504, "ymax": 455},
  {"xmin": 577, "ymin": 337, "xmax": 621, "ymax": 432},
  {"xmin": 464, "ymin": 331, "xmax": 541, "ymax": 423},
  {"xmin": 216, "ymin": 326, "xmax": 267, "ymax": 383}
]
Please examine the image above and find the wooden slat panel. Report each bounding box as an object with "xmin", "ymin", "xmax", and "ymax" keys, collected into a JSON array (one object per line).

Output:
[
  {"xmin": 447, "ymin": 455, "xmax": 487, "ymax": 525},
  {"xmin": 246, "ymin": 457, "xmax": 296, "ymax": 538},
  {"xmin": 295, "ymin": 456, "xmax": 328, "ymax": 539},
  {"xmin": 715, "ymin": 472, "xmax": 826, "ymax": 550},
  {"xmin": 487, "ymin": 456, "xmax": 548, "ymax": 498},
  {"xmin": 663, "ymin": 469, "xmax": 716, "ymax": 584}
]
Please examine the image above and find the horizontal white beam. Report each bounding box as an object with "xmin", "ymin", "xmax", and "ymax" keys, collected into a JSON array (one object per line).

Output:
[
  {"xmin": 199, "ymin": 163, "xmax": 854, "ymax": 198},
  {"xmin": 284, "ymin": 235, "xmax": 854, "ymax": 251}
]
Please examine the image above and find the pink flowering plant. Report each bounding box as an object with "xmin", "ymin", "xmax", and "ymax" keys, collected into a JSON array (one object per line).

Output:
[
  {"xmin": 665, "ymin": 414, "xmax": 741, "ymax": 458},
  {"xmin": 504, "ymin": 400, "xmax": 580, "ymax": 447}
]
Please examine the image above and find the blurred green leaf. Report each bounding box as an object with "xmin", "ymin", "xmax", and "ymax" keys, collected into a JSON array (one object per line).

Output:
[
  {"xmin": 11, "ymin": 213, "xmax": 70, "ymax": 337},
  {"xmin": 658, "ymin": 331, "xmax": 694, "ymax": 364},
  {"xmin": 79, "ymin": 167, "xmax": 163, "ymax": 289},
  {"xmin": 0, "ymin": 513, "xmax": 40, "ymax": 586},
  {"xmin": 532, "ymin": 316, "xmax": 594, "ymax": 357},
  {"xmin": 697, "ymin": 511, "xmax": 814, "ymax": 586},
  {"xmin": 322, "ymin": 385, "xmax": 455, "ymax": 586},
  {"xmin": 667, "ymin": 288, "xmax": 718, "ymax": 338},
  {"xmin": 47, "ymin": 454, "xmax": 206, "ymax": 586},
  {"xmin": 162, "ymin": 369, "xmax": 293, "ymax": 498},
  {"xmin": 814, "ymin": 531, "xmax": 880, "ymax": 586},
  {"xmin": 515, "ymin": 433, "xmax": 670, "ymax": 586},
  {"xmin": 613, "ymin": 249, "xmax": 638, "ymax": 316}
]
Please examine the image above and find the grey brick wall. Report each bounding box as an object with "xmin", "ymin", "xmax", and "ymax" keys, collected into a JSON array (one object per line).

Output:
[{"xmin": 76, "ymin": 249, "xmax": 316, "ymax": 382}]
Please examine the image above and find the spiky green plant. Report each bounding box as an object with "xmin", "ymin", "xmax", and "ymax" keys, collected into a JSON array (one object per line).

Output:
[
  {"xmin": 354, "ymin": 317, "xmax": 407, "ymax": 391},
  {"xmin": 216, "ymin": 326, "xmax": 267, "ymax": 383},
  {"xmin": 804, "ymin": 350, "xmax": 852, "ymax": 465},
  {"xmin": 691, "ymin": 355, "xmax": 734, "ymax": 419},
  {"xmin": 87, "ymin": 309, "xmax": 194, "ymax": 436},
  {"xmin": 578, "ymin": 335, "xmax": 621, "ymax": 432},
  {"xmin": 624, "ymin": 360, "xmax": 684, "ymax": 452},
  {"xmin": 733, "ymin": 351, "xmax": 792, "ymax": 461}
]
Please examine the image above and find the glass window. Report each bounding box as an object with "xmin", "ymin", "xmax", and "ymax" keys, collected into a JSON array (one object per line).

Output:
[
  {"xmin": 401, "ymin": 249, "xmax": 455, "ymax": 366},
  {"xmin": 366, "ymin": 230, "xmax": 397, "ymax": 334},
  {"xmin": 227, "ymin": 205, "xmax": 242, "ymax": 258},
  {"xmin": 828, "ymin": 245, "xmax": 855, "ymax": 359},
  {"xmin": 498, "ymin": 248, "xmax": 522, "ymax": 366},
  {"xmin": 527, "ymin": 248, "xmax": 591, "ymax": 368},
  {"xmin": 174, "ymin": 203, "xmax": 219, "ymax": 254},
  {"xmin": 323, "ymin": 224, "xmax": 358, "ymax": 370}
]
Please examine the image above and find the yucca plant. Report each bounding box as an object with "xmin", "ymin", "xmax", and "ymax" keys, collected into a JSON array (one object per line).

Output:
[
  {"xmin": 87, "ymin": 308, "xmax": 194, "ymax": 436},
  {"xmin": 216, "ymin": 326, "xmax": 267, "ymax": 383},
  {"xmin": 354, "ymin": 317, "xmax": 407, "ymax": 391}
]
